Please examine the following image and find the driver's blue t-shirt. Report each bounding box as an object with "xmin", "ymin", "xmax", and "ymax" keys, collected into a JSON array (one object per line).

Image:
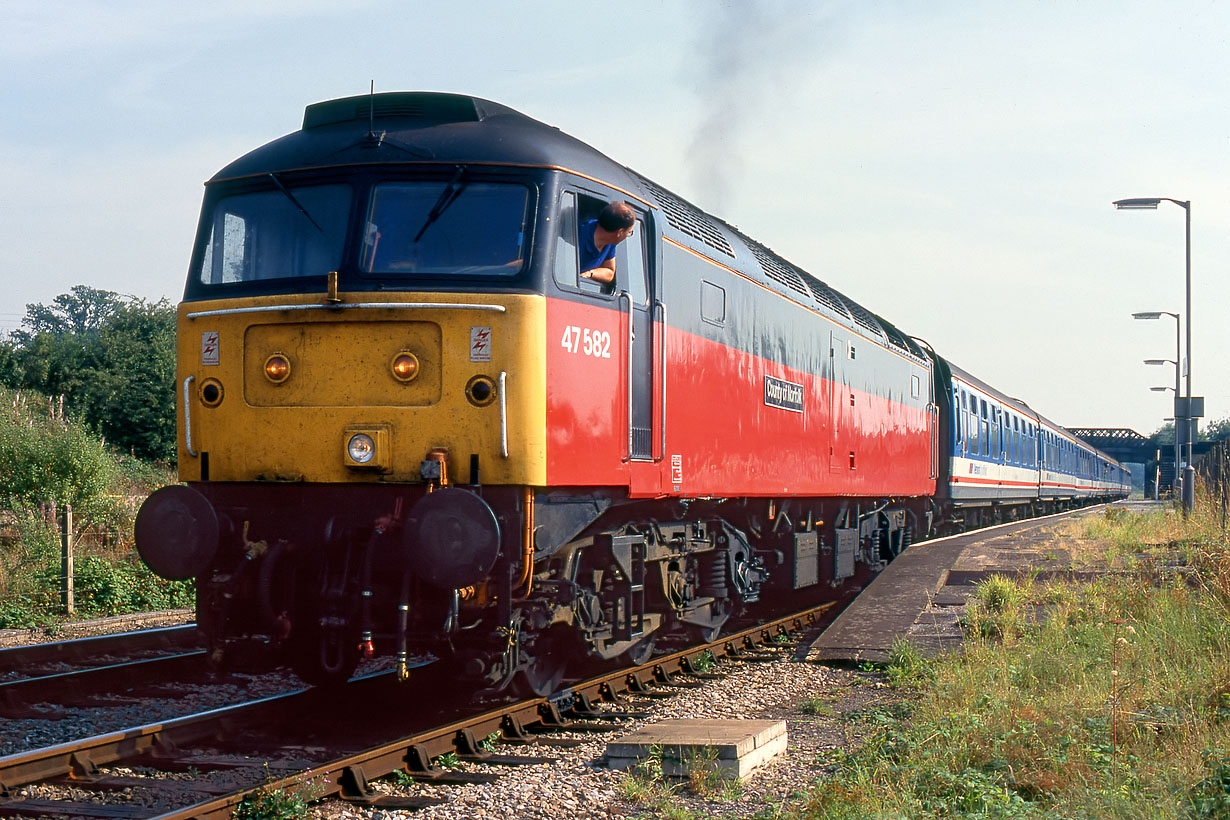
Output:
[{"xmin": 579, "ymin": 219, "xmax": 616, "ymax": 272}]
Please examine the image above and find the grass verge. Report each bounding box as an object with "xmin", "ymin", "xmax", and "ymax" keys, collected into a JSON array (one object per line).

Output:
[{"xmin": 796, "ymin": 498, "xmax": 1230, "ymax": 819}]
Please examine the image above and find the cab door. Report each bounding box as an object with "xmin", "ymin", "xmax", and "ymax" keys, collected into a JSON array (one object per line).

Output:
[{"xmin": 617, "ymin": 214, "xmax": 655, "ymax": 461}]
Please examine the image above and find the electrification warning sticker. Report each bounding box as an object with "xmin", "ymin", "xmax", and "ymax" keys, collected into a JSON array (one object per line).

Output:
[
  {"xmin": 470, "ymin": 327, "xmax": 492, "ymax": 362},
  {"xmin": 201, "ymin": 331, "xmax": 220, "ymax": 365}
]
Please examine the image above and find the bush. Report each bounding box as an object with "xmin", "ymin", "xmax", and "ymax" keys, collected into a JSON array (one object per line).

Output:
[{"xmin": 0, "ymin": 386, "xmax": 184, "ymax": 627}]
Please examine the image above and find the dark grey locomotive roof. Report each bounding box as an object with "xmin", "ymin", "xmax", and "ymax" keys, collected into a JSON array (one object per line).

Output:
[
  {"xmin": 211, "ymin": 92, "xmax": 611, "ymax": 181},
  {"xmin": 211, "ymin": 91, "xmax": 921, "ymax": 359}
]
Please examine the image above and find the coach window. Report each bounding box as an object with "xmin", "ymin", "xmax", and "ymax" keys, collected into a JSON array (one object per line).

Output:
[
  {"xmin": 971, "ymin": 397, "xmax": 981, "ymax": 455},
  {"xmin": 980, "ymin": 400, "xmax": 990, "ymax": 457},
  {"xmin": 991, "ymin": 405, "xmax": 1001, "ymax": 460},
  {"xmin": 965, "ymin": 394, "xmax": 976, "ymax": 454},
  {"xmin": 962, "ymin": 400, "xmax": 970, "ymax": 454},
  {"xmin": 954, "ymin": 390, "xmax": 963, "ymax": 451}
]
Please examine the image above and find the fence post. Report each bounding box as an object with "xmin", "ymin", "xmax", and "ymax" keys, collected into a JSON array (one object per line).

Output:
[{"xmin": 60, "ymin": 503, "xmax": 75, "ymax": 615}]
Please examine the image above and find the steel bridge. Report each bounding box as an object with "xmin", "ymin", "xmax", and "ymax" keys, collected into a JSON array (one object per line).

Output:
[{"xmin": 1069, "ymin": 427, "xmax": 1165, "ymax": 496}]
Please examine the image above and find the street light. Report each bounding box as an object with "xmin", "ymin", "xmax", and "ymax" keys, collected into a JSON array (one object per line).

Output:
[{"xmin": 1117, "ymin": 198, "xmax": 1194, "ymax": 512}]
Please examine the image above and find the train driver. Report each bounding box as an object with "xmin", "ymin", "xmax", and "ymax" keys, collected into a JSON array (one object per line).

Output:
[{"xmin": 578, "ymin": 201, "xmax": 636, "ymax": 288}]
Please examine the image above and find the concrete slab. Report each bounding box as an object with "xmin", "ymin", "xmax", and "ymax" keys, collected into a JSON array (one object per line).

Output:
[{"xmin": 605, "ymin": 719, "xmax": 786, "ymax": 781}]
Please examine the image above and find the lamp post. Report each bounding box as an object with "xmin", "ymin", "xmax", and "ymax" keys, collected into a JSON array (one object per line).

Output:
[
  {"xmin": 1134, "ymin": 310, "xmax": 1181, "ymax": 497},
  {"xmin": 1116, "ymin": 198, "xmax": 1194, "ymax": 513}
]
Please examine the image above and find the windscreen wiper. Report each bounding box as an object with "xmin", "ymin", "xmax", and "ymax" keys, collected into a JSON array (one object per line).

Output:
[
  {"xmin": 413, "ymin": 165, "xmax": 467, "ymax": 243},
  {"xmin": 268, "ymin": 172, "xmax": 324, "ymax": 233}
]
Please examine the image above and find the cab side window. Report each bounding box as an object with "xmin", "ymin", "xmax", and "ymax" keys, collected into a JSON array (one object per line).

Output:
[
  {"xmin": 554, "ymin": 191, "xmax": 624, "ymax": 296},
  {"xmin": 552, "ymin": 191, "xmax": 579, "ymax": 290},
  {"xmin": 623, "ymin": 218, "xmax": 648, "ymax": 306}
]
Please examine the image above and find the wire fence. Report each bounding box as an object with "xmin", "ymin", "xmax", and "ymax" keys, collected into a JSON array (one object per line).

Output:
[
  {"xmin": 1195, "ymin": 440, "xmax": 1230, "ymax": 532},
  {"xmin": 0, "ymin": 496, "xmax": 187, "ymax": 622}
]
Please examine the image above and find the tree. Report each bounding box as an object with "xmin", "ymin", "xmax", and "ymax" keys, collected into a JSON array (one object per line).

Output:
[
  {"xmin": 1202, "ymin": 417, "xmax": 1230, "ymax": 443},
  {"xmin": 0, "ymin": 389, "xmax": 118, "ymax": 518},
  {"xmin": 1150, "ymin": 418, "xmax": 1230, "ymax": 446},
  {"xmin": 3, "ymin": 287, "xmax": 176, "ymax": 461}
]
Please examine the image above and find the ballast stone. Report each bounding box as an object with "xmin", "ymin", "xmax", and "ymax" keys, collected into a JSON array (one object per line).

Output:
[{"xmin": 604, "ymin": 719, "xmax": 787, "ymax": 781}]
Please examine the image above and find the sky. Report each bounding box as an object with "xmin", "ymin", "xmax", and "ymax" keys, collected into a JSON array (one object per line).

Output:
[{"xmin": 2, "ymin": 1, "xmax": 1228, "ymax": 437}]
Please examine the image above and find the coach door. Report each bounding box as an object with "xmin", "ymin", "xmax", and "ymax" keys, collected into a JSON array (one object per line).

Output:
[{"xmin": 620, "ymin": 214, "xmax": 656, "ymax": 461}]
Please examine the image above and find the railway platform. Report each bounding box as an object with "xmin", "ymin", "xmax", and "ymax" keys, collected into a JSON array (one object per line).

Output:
[{"xmin": 807, "ymin": 500, "xmax": 1164, "ymax": 662}]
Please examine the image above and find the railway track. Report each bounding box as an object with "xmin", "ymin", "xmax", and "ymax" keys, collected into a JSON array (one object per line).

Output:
[
  {"xmin": 0, "ymin": 626, "xmax": 206, "ymax": 720},
  {"xmin": 0, "ymin": 625, "xmax": 200, "ymax": 674},
  {"xmin": 0, "ymin": 604, "xmax": 830, "ymax": 819}
]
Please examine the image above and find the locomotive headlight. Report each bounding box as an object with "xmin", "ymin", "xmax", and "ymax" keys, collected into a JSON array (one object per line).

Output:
[
  {"xmin": 390, "ymin": 351, "xmax": 420, "ymax": 382},
  {"xmin": 343, "ymin": 425, "xmax": 390, "ymax": 471},
  {"xmin": 347, "ymin": 434, "xmax": 375, "ymax": 463},
  {"xmin": 263, "ymin": 353, "xmax": 291, "ymax": 384}
]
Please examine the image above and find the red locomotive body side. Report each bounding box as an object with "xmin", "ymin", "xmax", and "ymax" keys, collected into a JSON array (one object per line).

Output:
[{"xmin": 544, "ymin": 291, "xmax": 936, "ymax": 499}]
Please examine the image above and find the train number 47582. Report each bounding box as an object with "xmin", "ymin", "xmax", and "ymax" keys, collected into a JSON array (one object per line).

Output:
[{"xmin": 560, "ymin": 326, "xmax": 612, "ymax": 358}]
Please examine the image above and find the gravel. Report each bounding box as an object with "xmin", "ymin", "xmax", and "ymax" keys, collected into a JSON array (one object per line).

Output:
[
  {"xmin": 0, "ymin": 609, "xmax": 195, "ymax": 648},
  {"xmin": 3, "ymin": 614, "xmax": 899, "ymax": 818},
  {"xmin": 312, "ymin": 653, "xmax": 898, "ymax": 820}
]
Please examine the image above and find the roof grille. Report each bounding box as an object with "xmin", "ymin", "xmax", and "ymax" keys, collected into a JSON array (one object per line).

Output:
[
  {"xmin": 635, "ymin": 176, "xmax": 735, "ymax": 258},
  {"xmin": 877, "ymin": 316, "xmax": 917, "ymax": 354},
  {"xmin": 744, "ymin": 242, "xmax": 811, "ymax": 299},
  {"xmin": 841, "ymin": 296, "xmax": 886, "ymax": 338},
  {"xmin": 799, "ymin": 273, "xmax": 854, "ymax": 320}
]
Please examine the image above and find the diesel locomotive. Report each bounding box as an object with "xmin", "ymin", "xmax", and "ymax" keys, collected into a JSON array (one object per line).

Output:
[{"xmin": 135, "ymin": 92, "xmax": 1130, "ymax": 693}]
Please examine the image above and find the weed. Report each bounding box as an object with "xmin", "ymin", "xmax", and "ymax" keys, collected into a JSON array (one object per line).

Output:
[
  {"xmin": 1191, "ymin": 751, "xmax": 1230, "ymax": 818},
  {"xmin": 618, "ymin": 744, "xmax": 678, "ymax": 809},
  {"xmin": 233, "ymin": 786, "xmax": 311, "ymax": 820},
  {"xmin": 233, "ymin": 768, "xmax": 321, "ymax": 820},
  {"xmin": 436, "ymin": 751, "xmax": 460, "ymax": 769},
  {"xmin": 478, "ymin": 730, "xmax": 502, "ymax": 752},
  {"xmin": 884, "ymin": 637, "xmax": 933, "ymax": 689},
  {"xmin": 963, "ymin": 574, "xmax": 1029, "ymax": 640},
  {"xmin": 690, "ymin": 650, "xmax": 716, "ymax": 674},
  {"xmin": 799, "ymin": 696, "xmax": 835, "ymax": 717}
]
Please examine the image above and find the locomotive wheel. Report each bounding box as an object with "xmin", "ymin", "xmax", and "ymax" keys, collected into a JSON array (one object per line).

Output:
[
  {"xmin": 625, "ymin": 634, "xmax": 656, "ymax": 666},
  {"xmin": 514, "ymin": 626, "xmax": 568, "ymax": 698},
  {"xmin": 689, "ymin": 623, "xmax": 723, "ymax": 643},
  {"xmin": 686, "ymin": 600, "xmax": 731, "ymax": 644}
]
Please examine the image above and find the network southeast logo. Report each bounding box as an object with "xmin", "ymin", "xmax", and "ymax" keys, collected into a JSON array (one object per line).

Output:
[{"xmin": 764, "ymin": 375, "xmax": 804, "ymax": 413}]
